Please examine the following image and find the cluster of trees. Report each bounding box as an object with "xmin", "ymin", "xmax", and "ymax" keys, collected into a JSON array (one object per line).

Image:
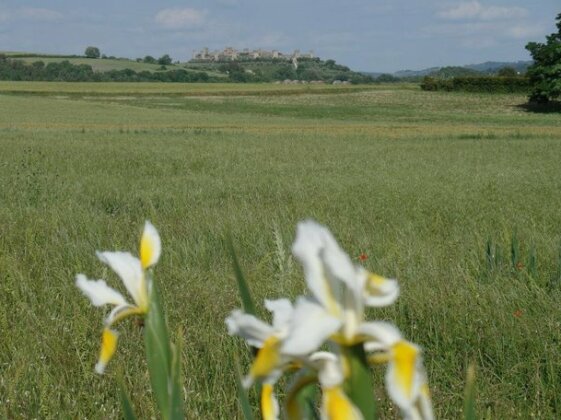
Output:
[
  {"xmin": 138, "ymin": 54, "xmax": 173, "ymax": 66},
  {"xmin": 215, "ymin": 59, "xmax": 375, "ymax": 84},
  {"xmin": 0, "ymin": 56, "xmax": 211, "ymax": 82},
  {"xmin": 85, "ymin": 46, "xmax": 175, "ymax": 67},
  {"xmin": 525, "ymin": 13, "xmax": 561, "ymax": 103}
]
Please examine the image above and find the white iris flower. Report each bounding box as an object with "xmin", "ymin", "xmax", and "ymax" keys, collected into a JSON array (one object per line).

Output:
[
  {"xmin": 286, "ymin": 220, "xmax": 399, "ymax": 351},
  {"xmin": 76, "ymin": 221, "xmax": 161, "ymax": 374}
]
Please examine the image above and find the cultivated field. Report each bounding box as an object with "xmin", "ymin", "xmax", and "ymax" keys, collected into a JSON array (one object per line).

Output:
[{"xmin": 0, "ymin": 82, "xmax": 560, "ymax": 418}]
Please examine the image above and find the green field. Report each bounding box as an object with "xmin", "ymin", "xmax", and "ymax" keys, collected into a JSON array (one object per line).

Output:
[{"xmin": 1, "ymin": 82, "xmax": 561, "ymax": 418}]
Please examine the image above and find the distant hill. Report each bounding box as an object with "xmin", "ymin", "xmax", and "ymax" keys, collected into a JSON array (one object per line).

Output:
[
  {"xmin": 463, "ymin": 61, "xmax": 532, "ymax": 74},
  {"xmin": 0, "ymin": 50, "xmax": 373, "ymax": 83},
  {"xmin": 364, "ymin": 60, "xmax": 533, "ymax": 79}
]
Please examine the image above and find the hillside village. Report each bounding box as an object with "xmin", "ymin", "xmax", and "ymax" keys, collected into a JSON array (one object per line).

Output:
[{"xmin": 191, "ymin": 47, "xmax": 316, "ymax": 62}]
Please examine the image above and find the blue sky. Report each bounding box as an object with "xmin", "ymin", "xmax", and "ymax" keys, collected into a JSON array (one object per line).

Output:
[{"xmin": 0, "ymin": 1, "xmax": 558, "ymax": 72}]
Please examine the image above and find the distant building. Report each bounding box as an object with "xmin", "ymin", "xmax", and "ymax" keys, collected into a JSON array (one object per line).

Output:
[{"xmin": 191, "ymin": 47, "xmax": 316, "ymax": 62}]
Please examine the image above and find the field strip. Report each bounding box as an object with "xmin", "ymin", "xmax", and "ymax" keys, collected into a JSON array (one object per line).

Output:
[{"xmin": 1, "ymin": 122, "xmax": 559, "ymax": 138}]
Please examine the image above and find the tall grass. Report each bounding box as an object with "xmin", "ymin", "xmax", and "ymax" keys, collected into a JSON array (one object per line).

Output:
[{"xmin": 0, "ymin": 84, "xmax": 560, "ymax": 418}]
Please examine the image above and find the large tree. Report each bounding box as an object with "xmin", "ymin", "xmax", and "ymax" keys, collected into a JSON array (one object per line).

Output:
[
  {"xmin": 525, "ymin": 13, "xmax": 561, "ymax": 103},
  {"xmin": 84, "ymin": 46, "xmax": 101, "ymax": 59}
]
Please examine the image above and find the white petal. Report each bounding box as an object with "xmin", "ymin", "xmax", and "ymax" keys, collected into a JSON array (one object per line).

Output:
[
  {"xmin": 416, "ymin": 379, "xmax": 435, "ymax": 420},
  {"xmin": 140, "ymin": 221, "xmax": 161, "ymax": 269},
  {"xmin": 361, "ymin": 270, "xmax": 400, "ymax": 307},
  {"xmin": 75, "ymin": 274, "xmax": 127, "ymax": 307},
  {"xmin": 310, "ymin": 351, "xmax": 345, "ymax": 388},
  {"xmin": 96, "ymin": 251, "xmax": 145, "ymax": 307},
  {"xmin": 281, "ymin": 296, "xmax": 342, "ymax": 356},
  {"xmin": 292, "ymin": 220, "xmax": 343, "ymax": 315},
  {"xmin": 319, "ymin": 226, "xmax": 363, "ymax": 299},
  {"xmin": 264, "ymin": 298, "xmax": 293, "ymax": 331},
  {"xmin": 360, "ymin": 321, "xmax": 403, "ymax": 350},
  {"xmin": 225, "ymin": 310, "xmax": 274, "ymax": 348}
]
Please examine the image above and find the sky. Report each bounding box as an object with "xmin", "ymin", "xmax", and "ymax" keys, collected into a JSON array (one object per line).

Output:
[{"xmin": 0, "ymin": 1, "xmax": 558, "ymax": 72}]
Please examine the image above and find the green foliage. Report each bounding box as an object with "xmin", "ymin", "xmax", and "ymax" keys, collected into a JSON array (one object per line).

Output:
[
  {"xmin": 144, "ymin": 280, "xmax": 184, "ymax": 420},
  {"xmin": 143, "ymin": 55, "xmax": 157, "ymax": 64},
  {"xmin": 229, "ymin": 238, "xmax": 257, "ymax": 316},
  {"xmin": 0, "ymin": 57, "xmax": 213, "ymax": 82},
  {"xmin": 84, "ymin": 46, "xmax": 101, "ymax": 59},
  {"xmin": 525, "ymin": 13, "xmax": 561, "ymax": 103},
  {"xmin": 376, "ymin": 73, "xmax": 400, "ymax": 83},
  {"xmin": 429, "ymin": 66, "xmax": 482, "ymax": 79},
  {"xmin": 463, "ymin": 365, "xmax": 477, "ymax": 420},
  {"xmin": 343, "ymin": 345, "xmax": 376, "ymax": 419},
  {"xmin": 158, "ymin": 54, "xmax": 173, "ymax": 66},
  {"xmin": 421, "ymin": 76, "xmax": 530, "ymax": 93},
  {"xmin": 497, "ymin": 67, "xmax": 517, "ymax": 78},
  {"xmin": 119, "ymin": 381, "xmax": 138, "ymax": 420}
]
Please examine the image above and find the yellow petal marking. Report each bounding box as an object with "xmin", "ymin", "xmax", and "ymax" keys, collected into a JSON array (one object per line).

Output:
[
  {"xmin": 249, "ymin": 336, "xmax": 281, "ymax": 380},
  {"xmin": 324, "ymin": 387, "xmax": 363, "ymax": 420},
  {"xmin": 110, "ymin": 306, "xmax": 146, "ymax": 327},
  {"xmin": 392, "ymin": 341, "xmax": 418, "ymax": 399},
  {"xmin": 261, "ymin": 383, "xmax": 278, "ymax": 420},
  {"xmin": 96, "ymin": 328, "xmax": 118, "ymax": 374},
  {"xmin": 365, "ymin": 273, "xmax": 388, "ymax": 296},
  {"xmin": 368, "ymin": 352, "xmax": 391, "ymax": 365},
  {"xmin": 140, "ymin": 231, "xmax": 155, "ymax": 269}
]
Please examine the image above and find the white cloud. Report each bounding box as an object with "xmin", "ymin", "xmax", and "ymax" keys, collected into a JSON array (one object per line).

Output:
[
  {"xmin": 155, "ymin": 8, "xmax": 206, "ymax": 29},
  {"xmin": 19, "ymin": 7, "xmax": 63, "ymax": 21},
  {"xmin": 438, "ymin": 1, "xmax": 527, "ymax": 21},
  {"xmin": 0, "ymin": 7, "xmax": 63, "ymax": 23},
  {"xmin": 505, "ymin": 24, "xmax": 545, "ymax": 39},
  {"xmin": 424, "ymin": 19, "xmax": 547, "ymax": 48}
]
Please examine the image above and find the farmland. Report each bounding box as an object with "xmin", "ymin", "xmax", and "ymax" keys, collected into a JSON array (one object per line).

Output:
[{"xmin": 0, "ymin": 82, "xmax": 561, "ymax": 418}]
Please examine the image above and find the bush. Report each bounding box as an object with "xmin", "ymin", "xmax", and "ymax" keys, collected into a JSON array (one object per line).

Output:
[{"xmin": 421, "ymin": 76, "xmax": 530, "ymax": 93}]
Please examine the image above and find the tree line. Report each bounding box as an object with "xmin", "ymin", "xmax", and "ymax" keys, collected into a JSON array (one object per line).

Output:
[{"xmin": 0, "ymin": 56, "xmax": 213, "ymax": 82}]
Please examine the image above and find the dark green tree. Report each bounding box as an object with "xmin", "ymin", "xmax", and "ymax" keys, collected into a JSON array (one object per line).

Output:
[
  {"xmin": 497, "ymin": 67, "xmax": 517, "ymax": 78},
  {"xmin": 143, "ymin": 55, "xmax": 157, "ymax": 64},
  {"xmin": 84, "ymin": 46, "xmax": 101, "ymax": 59},
  {"xmin": 157, "ymin": 54, "xmax": 172, "ymax": 65},
  {"xmin": 525, "ymin": 13, "xmax": 561, "ymax": 103}
]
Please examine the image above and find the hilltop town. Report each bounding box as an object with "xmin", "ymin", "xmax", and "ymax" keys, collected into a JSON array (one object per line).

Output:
[{"xmin": 191, "ymin": 47, "xmax": 316, "ymax": 62}]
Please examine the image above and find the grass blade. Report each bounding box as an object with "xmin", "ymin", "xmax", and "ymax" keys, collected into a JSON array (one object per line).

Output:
[
  {"xmin": 227, "ymin": 235, "xmax": 257, "ymax": 316},
  {"xmin": 464, "ymin": 363, "xmax": 477, "ymax": 420},
  {"xmin": 234, "ymin": 355, "xmax": 254, "ymax": 420},
  {"xmin": 118, "ymin": 379, "xmax": 137, "ymax": 420}
]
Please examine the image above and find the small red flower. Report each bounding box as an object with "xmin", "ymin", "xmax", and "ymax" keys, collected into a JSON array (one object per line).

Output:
[
  {"xmin": 515, "ymin": 262, "xmax": 525, "ymax": 271},
  {"xmin": 358, "ymin": 253, "xmax": 368, "ymax": 262},
  {"xmin": 513, "ymin": 309, "xmax": 523, "ymax": 318}
]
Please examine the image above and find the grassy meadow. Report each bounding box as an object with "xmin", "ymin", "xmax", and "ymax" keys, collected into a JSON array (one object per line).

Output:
[{"xmin": 1, "ymin": 82, "xmax": 561, "ymax": 418}]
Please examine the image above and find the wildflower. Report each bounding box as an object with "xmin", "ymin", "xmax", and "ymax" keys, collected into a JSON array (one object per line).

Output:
[
  {"xmin": 513, "ymin": 309, "xmax": 523, "ymax": 318},
  {"xmin": 76, "ymin": 221, "xmax": 161, "ymax": 374},
  {"xmin": 287, "ymin": 220, "xmax": 399, "ymax": 351},
  {"xmin": 364, "ymin": 322, "xmax": 434, "ymax": 419},
  {"xmin": 227, "ymin": 298, "xmax": 340, "ymax": 419},
  {"xmin": 310, "ymin": 352, "xmax": 363, "ymax": 420},
  {"xmin": 358, "ymin": 253, "xmax": 368, "ymax": 262}
]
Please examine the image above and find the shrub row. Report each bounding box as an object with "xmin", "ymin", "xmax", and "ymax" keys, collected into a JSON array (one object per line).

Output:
[
  {"xmin": 0, "ymin": 56, "xmax": 214, "ymax": 83},
  {"xmin": 421, "ymin": 76, "xmax": 531, "ymax": 93}
]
